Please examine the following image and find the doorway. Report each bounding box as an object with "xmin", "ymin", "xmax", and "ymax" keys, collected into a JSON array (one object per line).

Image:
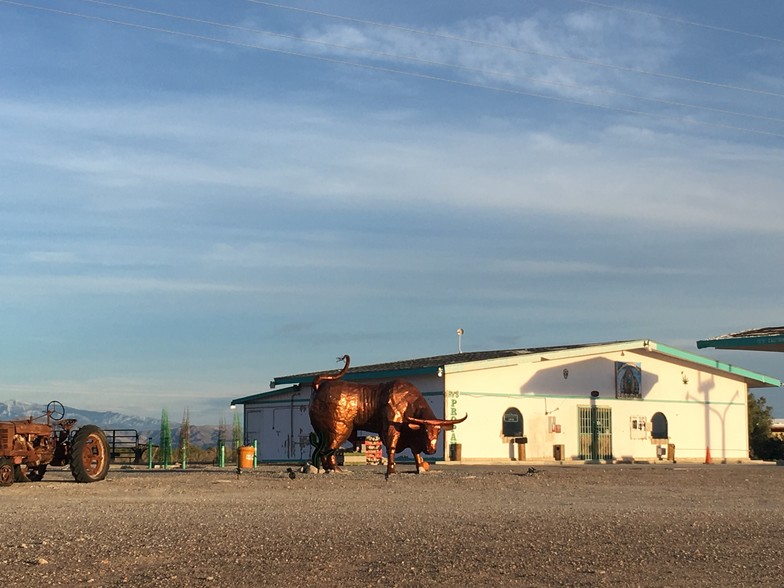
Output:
[{"xmin": 578, "ymin": 406, "xmax": 613, "ymax": 460}]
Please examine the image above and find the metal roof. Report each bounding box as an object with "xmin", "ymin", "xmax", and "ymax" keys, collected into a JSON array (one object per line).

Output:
[
  {"xmin": 272, "ymin": 341, "xmax": 626, "ymax": 386},
  {"xmin": 230, "ymin": 385, "xmax": 302, "ymax": 406},
  {"xmin": 273, "ymin": 338, "xmax": 780, "ymax": 388},
  {"xmin": 696, "ymin": 326, "xmax": 784, "ymax": 352}
]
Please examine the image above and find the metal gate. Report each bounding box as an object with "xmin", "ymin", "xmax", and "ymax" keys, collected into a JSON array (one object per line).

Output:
[{"xmin": 578, "ymin": 406, "xmax": 613, "ymax": 460}]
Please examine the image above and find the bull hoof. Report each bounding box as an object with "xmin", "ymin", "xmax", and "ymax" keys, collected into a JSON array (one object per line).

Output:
[{"xmin": 325, "ymin": 467, "xmax": 352, "ymax": 475}]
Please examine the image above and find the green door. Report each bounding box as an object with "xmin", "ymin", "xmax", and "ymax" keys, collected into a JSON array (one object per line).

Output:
[{"xmin": 578, "ymin": 406, "xmax": 612, "ymax": 460}]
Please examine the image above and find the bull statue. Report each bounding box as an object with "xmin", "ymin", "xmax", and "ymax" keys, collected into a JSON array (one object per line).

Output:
[{"xmin": 308, "ymin": 355, "xmax": 467, "ymax": 478}]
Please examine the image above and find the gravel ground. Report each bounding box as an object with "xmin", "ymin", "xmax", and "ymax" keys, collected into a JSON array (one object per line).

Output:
[{"xmin": 1, "ymin": 462, "xmax": 783, "ymax": 587}]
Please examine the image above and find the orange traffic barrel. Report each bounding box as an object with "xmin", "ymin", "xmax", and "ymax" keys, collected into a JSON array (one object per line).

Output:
[{"xmin": 238, "ymin": 445, "xmax": 255, "ymax": 469}]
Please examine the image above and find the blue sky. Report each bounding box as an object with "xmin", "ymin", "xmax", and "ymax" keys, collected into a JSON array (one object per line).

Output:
[{"xmin": 2, "ymin": 0, "xmax": 783, "ymax": 424}]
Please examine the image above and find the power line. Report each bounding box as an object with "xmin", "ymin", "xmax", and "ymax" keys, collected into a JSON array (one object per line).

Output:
[
  {"xmin": 568, "ymin": 0, "xmax": 784, "ymax": 45},
  {"xmin": 2, "ymin": 0, "xmax": 783, "ymax": 139},
  {"xmin": 240, "ymin": 0, "xmax": 784, "ymax": 100},
  {"xmin": 72, "ymin": 0, "xmax": 784, "ymax": 127}
]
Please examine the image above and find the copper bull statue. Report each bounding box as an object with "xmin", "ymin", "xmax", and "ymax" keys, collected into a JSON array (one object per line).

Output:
[{"xmin": 308, "ymin": 355, "xmax": 467, "ymax": 477}]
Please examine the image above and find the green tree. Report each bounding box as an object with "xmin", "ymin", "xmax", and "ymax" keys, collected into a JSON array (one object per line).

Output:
[
  {"xmin": 748, "ymin": 393, "xmax": 781, "ymax": 460},
  {"xmin": 178, "ymin": 408, "xmax": 191, "ymax": 466},
  {"xmin": 160, "ymin": 408, "xmax": 173, "ymax": 467},
  {"xmin": 231, "ymin": 411, "xmax": 243, "ymax": 462}
]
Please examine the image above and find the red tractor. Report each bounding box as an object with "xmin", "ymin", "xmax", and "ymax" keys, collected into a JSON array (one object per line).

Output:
[{"xmin": 0, "ymin": 401, "xmax": 110, "ymax": 486}]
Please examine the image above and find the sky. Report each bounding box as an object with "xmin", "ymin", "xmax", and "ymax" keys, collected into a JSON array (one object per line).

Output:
[{"xmin": 1, "ymin": 0, "xmax": 783, "ymax": 424}]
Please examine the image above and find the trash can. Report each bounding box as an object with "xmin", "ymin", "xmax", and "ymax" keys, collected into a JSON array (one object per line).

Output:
[
  {"xmin": 238, "ymin": 445, "xmax": 255, "ymax": 469},
  {"xmin": 553, "ymin": 444, "xmax": 565, "ymax": 461},
  {"xmin": 449, "ymin": 443, "xmax": 462, "ymax": 461},
  {"xmin": 667, "ymin": 443, "xmax": 675, "ymax": 462}
]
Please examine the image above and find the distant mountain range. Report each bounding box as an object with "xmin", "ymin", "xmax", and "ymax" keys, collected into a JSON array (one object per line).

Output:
[{"xmin": 0, "ymin": 399, "xmax": 221, "ymax": 449}]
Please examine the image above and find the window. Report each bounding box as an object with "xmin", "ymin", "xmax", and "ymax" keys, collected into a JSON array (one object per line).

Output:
[
  {"xmin": 651, "ymin": 412, "xmax": 668, "ymax": 440},
  {"xmin": 502, "ymin": 407, "xmax": 524, "ymax": 437}
]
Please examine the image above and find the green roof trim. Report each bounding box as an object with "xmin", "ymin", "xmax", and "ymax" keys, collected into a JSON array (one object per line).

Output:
[
  {"xmin": 274, "ymin": 366, "xmax": 440, "ymax": 386},
  {"xmin": 230, "ymin": 385, "xmax": 302, "ymax": 405},
  {"xmin": 654, "ymin": 342, "xmax": 781, "ymax": 387},
  {"xmin": 697, "ymin": 333, "xmax": 784, "ymax": 350}
]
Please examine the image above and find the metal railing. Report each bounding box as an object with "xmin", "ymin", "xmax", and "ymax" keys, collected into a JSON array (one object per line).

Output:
[{"xmin": 104, "ymin": 429, "xmax": 145, "ymax": 464}]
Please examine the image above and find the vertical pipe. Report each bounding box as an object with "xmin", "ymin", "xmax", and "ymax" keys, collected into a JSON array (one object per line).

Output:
[
  {"xmin": 219, "ymin": 441, "xmax": 225, "ymax": 468},
  {"xmin": 253, "ymin": 439, "xmax": 258, "ymax": 468},
  {"xmin": 147, "ymin": 439, "xmax": 153, "ymax": 470},
  {"xmin": 182, "ymin": 443, "xmax": 187, "ymax": 470}
]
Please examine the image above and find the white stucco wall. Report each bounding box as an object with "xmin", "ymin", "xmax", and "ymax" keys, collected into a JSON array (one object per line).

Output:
[{"xmin": 443, "ymin": 349, "xmax": 751, "ymax": 463}]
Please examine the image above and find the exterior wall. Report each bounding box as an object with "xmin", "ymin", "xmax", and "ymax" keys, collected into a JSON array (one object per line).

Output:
[
  {"xmin": 243, "ymin": 387, "xmax": 311, "ymax": 463},
  {"xmin": 243, "ymin": 373, "xmax": 448, "ymax": 463},
  {"xmin": 445, "ymin": 349, "xmax": 751, "ymax": 463}
]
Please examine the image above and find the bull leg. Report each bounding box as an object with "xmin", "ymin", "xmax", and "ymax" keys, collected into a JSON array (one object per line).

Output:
[
  {"xmin": 310, "ymin": 431, "xmax": 343, "ymax": 472},
  {"xmin": 383, "ymin": 426, "xmax": 401, "ymax": 479},
  {"xmin": 385, "ymin": 448, "xmax": 396, "ymax": 479},
  {"xmin": 414, "ymin": 453, "xmax": 430, "ymax": 474},
  {"xmin": 322, "ymin": 451, "xmax": 339, "ymax": 471}
]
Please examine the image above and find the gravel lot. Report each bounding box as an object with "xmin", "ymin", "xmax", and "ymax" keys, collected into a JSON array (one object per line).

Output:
[{"xmin": 1, "ymin": 462, "xmax": 782, "ymax": 587}]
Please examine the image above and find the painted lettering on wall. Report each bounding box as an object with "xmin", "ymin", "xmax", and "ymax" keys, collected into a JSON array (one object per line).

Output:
[{"xmin": 447, "ymin": 390, "xmax": 460, "ymax": 443}]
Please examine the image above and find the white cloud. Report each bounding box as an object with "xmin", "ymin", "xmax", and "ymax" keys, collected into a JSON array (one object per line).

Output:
[
  {"xmin": 3, "ymin": 94, "xmax": 783, "ymax": 232},
  {"xmin": 25, "ymin": 251, "xmax": 79, "ymax": 264}
]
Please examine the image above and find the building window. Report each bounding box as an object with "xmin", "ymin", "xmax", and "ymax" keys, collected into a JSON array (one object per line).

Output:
[
  {"xmin": 615, "ymin": 362, "xmax": 642, "ymax": 399},
  {"xmin": 502, "ymin": 407, "xmax": 524, "ymax": 437},
  {"xmin": 651, "ymin": 412, "xmax": 668, "ymax": 440}
]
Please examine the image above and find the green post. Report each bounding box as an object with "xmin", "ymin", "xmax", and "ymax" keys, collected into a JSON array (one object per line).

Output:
[
  {"xmin": 182, "ymin": 444, "xmax": 187, "ymax": 470},
  {"xmin": 147, "ymin": 439, "xmax": 153, "ymax": 470},
  {"xmin": 253, "ymin": 439, "xmax": 258, "ymax": 468},
  {"xmin": 219, "ymin": 441, "xmax": 225, "ymax": 468}
]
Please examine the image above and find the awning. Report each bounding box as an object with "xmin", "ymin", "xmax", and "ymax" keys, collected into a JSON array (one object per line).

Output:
[{"xmin": 697, "ymin": 326, "xmax": 784, "ymax": 353}]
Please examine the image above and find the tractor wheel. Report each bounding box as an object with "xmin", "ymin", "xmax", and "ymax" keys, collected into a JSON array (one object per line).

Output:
[
  {"xmin": 0, "ymin": 460, "xmax": 13, "ymax": 487},
  {"xmin": 70, "ymin": 425, "xmax": 110, "ymax": 483}
]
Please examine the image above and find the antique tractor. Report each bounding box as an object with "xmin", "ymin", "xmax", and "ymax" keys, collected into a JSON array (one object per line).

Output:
[{"xmin": 0, "ymin": 401, "xmax": 110, "ymax": 486}]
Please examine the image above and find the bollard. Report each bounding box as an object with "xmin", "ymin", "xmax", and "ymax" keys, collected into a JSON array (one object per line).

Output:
[
  {"xmin": 182, "ymin": 444, "xmax": 187, "ymax": 470},
  {"xmin": 253, "ymin": 440, "xmax": 258, "ymax": 468},
  {"xmin": 219, "ymin": 441, "xmax": 225, "ymax": 468},
  {"xmin": 147, "ymin": 439, "xmax": 153, "ymax": 470}
]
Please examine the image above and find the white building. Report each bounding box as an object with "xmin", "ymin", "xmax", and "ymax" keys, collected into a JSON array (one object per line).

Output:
[{"xmin": 231, "ymin": 339, "xmax": 780, "ymax": 464}]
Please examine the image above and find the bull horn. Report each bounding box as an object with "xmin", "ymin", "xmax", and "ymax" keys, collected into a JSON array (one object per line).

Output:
[{"xmin": 404, "ymin": 413, "xmax": 467, "ymax": 427}]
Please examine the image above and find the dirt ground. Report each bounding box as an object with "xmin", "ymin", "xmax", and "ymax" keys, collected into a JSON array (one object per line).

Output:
[{"xmin": 1, "ymin": 462, "xmax": 782, "ymax": 587}]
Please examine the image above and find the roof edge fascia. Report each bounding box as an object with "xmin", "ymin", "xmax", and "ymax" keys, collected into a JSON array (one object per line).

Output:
[
  {"xmin": 653, "ymin": 342, "xmax": 781, "ymax": 388},
  {"xmin": 444, "ymin": 340, "xmax": 647, "ymax": 374},
  {"xmin": 230, "ymin": 385, "xmax": 302, "ymax": 405},
  {"xmin": 697, "ymin": 334, "xmax": 784, "ymax": 350}
]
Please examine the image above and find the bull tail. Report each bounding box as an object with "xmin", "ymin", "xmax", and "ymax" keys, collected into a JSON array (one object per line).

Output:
[{"xmin": 312, "ymin": 354, "xmax": 350, "ymax": 392}]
